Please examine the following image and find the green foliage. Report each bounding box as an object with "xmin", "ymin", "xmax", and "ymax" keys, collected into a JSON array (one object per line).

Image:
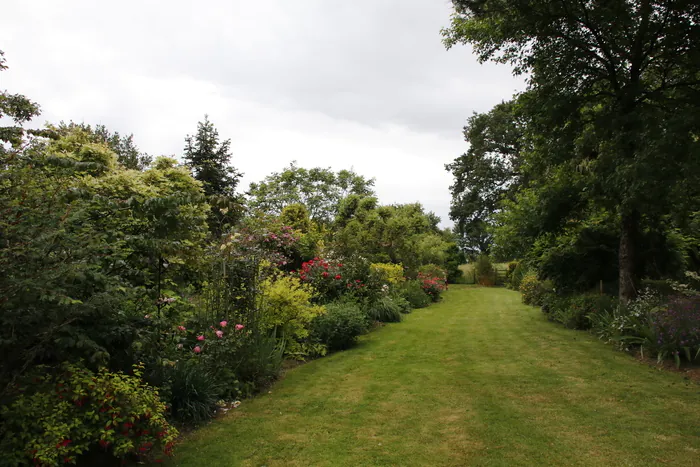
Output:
[
  {"xmin": 0, "ymin": 363, "xmax": 177, "ymax": 466},
  {"xmin": 474, "ymin": 255, "xmax": 495, "ymax": 286},
  {"xmin": 55, "ymin": 121, "xmax": 152, "ymax": 170},
  {"xmin": 184, "ymin": 115, "xmax": 241, "ymax": 198},
  {"xmin": 311, "ymin": 301, "xmax": 369, "ymax": 352},
  {"xmin": 0, "ymin": 50, "xmax": 45, "ymax": 153},
  {"xmin": 444, "ymin": 242, "xmax": 465, "ymax": 283},
  {"xmin": 416, "ymin": 272, "xmax": 448, "ymax": 302},
  {"xmin": 519, "ymin": 271, "xmax": 551, "ymax": 306},
  {"xmin": 544, "ymin": 293, "xmax": 616, "ymax": 330},
  {"xmin": 445, "ymin": 100, "xmax": 523, "ymax": 256},
  {"xmin": 417, "ymin": 264, "xmax": 446, "ymax": 279},
  {"xmin": 248, "ymin": 162, "xmax": 375, "ymax": 225},
  {"xmin": 509, "ymin": 262, "xmax": 526, "ymax": 290},
  {"xmin": 260, "ymin": 275, "xmax": 326, "ymax": 358},
  {"xmin": 166, "ymin": 361, "xmax": 225, "ymax": 425},
  {"xmin": 365, "ymin": 296, "xmax": 403, "ymax": 323},
  {"xmin": 443, "ymin": 1, "xmax": 700, "ymax": 302},
  {"xmin": 391, "ymin": 295, "xmax": 413, "ymax": 315},
  {"xmin": 0, "ymin": 131, "xmax": 209, "ymax": 389},
  {"xmin": 333, "ymin": 200, "xmax": 456, "ymax": 275},
  {"xmin": 398, "ymin": 280, "xmax": 432, "ymax": 309},
  {"xmin": 369, "ymin": 262, "xmax": 405, "ymax": 285}
]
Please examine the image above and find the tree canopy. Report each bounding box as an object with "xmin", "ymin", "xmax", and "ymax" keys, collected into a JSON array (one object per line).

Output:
[
  {"xmin": 247, "ymin": 162, "xmax": 375, "ymax": 225},
  {"xmin": 443, "ymin": 0, "xmax": 700, "ymax": 300}
]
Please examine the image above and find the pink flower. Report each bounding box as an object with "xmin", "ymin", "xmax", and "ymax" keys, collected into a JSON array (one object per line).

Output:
[
  {"xmin": 197, "ymin": 335, "xmax": 205, "ymax": 341},
  {"xmin": 177, "ymin": 326, "xmax": 186, "ymax": 332},
  {"xmin": 193, "ymin": 346, "xmax": 202, "ymax": 354},
  {"xmin": 216, "ymin": 330, "xmax": 224, "ymax": 338},
  {"xmin": 235, "ymin": 324, "xmax": 245, "ymax": 331},
  {"xmin": 219, "ymin": 320, "xmax": 228, "ymax": 327}
]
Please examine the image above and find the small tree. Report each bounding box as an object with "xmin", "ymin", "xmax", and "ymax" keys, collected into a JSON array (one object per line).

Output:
[
  {"xmin": 184, "ymin": 115, "xmax": 243, "ymax": 234},
  {"xmin": 474, "ymin": 254, "xmax": 495, "ymax": 286}
]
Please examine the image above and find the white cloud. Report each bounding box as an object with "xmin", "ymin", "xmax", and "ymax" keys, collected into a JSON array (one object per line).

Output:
[{"xmin": 0, "ymin": 0, "xmax": 525, "ymax": 227}]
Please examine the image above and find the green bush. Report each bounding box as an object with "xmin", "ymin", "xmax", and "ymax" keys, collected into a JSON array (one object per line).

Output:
[
  {"xmin": 509, "ymin": 261, "xmax": 527, "ymax": 290},
  {"xmin": 504, "ymin": 261, "xmax": 518, "ymax": 284},
  {"xmin": 519, "ymin": 271, "xmax": 552, "ymax": 306},
  {"xmin": 544, "ymin": 293, "xmax": 617, "ymax": 330},
  {"xmin": 392, "ymin": 295, "xmax": 413, "ymax": 314},
  {"xmin": 0, "ymin": 363, "xmax": 178, "ymax": 466},
  {"xmin": 474, "ymin": 255, "xmax": 495, "ymax": 286},
  {"xmin": 165, "ymin": 361, "xmax": 225, "ymax": 425},
  {"xmin": 365, "ymin": 296, "xmax": 403, "ymax": 323},
  {"xmin": 398, "ymin": 280, "xmax": 432, "ymax": 309},
  {"xmin": 639, "ymin": 279, "xmax": 676, "ymax": 297},
  {"xmin": 311, "ymin": 301, "xmax": 369, "ymax": 351},
  {"xmin": 260, "ymin": 274, "xmax": 326, "ymax": 358}
]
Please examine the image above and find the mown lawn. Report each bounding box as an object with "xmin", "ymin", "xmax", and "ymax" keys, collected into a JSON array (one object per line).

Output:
[{"xmin": 171, "ymin": 286, "xmax": 700, "ymax": 466}]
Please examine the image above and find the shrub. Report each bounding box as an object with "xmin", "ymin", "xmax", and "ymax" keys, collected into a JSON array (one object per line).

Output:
[
  {"xmin": 519, "ymin": 271, "xmax": 551, "ymax": 306},
  {"xmin": 504, "ymin": 261, "xmax": 518, "ymax": 284},
  {"xmin": 166, "ymin": 361, "xmax": 224, "ymax": 425},
  {"xmin": 0, "ymin": 363, "xmax": 178, "ymax": 467},
  {"xmin": 509, "ymin": 261, "xmax": 527, "ymax": 290},
  {"xmin": 417, "ymin": 272, "xmax": 448, "ymax": 302},
  {"xmin": 365, "ymin": 296, "xmax": 403, "ymax": 323},
  {"xmin": 311, "ymin": 301, "xmax": 369, "ymax": 351},
  {"xmin": 233, "ymin": 334, "xmax": 284, "ymax": 397},
  {"xmin": 474, "ymin": 255, "xmax": 495, "ymax": 286},
  {"xmin": 651, "ymin": 296, "xmax": 700, "ymax": 366},
  {"xmin": 296, "ymin": 257, "xmax": 346, "ymax": 303},
  {"xmin": 260, "ymin": 275, "xmax": 326, "ymax": 358},
  {"xmin": 546, "ymin": 293, "xmax": 615, "ymax": 330},
  {"xmin": 392, "ymin": 295, "xmax": 413, "ymax": 314},
  {"xmin": 369, "ymin": 262, "xmax": 405, "ymax": 285},
  {"xmin": 417, "ymin": 264, "xmax": 447, "ymax": 280},
  {"xmin": 444, "ymin": 243, "xmax": 464, "ymax": 284},
  {"xmin": 398, "ymin": 280, "xmax": 432, "ymax": 309}
]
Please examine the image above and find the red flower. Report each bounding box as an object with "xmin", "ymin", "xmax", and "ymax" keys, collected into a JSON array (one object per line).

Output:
[
  {"xmin": 99, "ymin": 439, "xmax": 110, "ymax": 449},
  {"xmin": 334, "ymin": 274, "xmax": 341, "ymax": 280},
  {"xmin": 322, "ymin": 272, "xmax": 329, "ymax": 278},
  {"xmin": 57, "ymin": 439, "xmax": 71, "ymax": 448}
]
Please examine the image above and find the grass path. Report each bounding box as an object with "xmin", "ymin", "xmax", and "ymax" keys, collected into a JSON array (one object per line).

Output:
[{"xmin": 172, "ymin": 286, "xmax": 700, "ymax": 466}]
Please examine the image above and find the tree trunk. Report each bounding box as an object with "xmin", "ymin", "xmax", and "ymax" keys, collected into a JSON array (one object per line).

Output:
[{"xmin": 618, "ymin": 211, "xmax": 639, "ymax": 303}]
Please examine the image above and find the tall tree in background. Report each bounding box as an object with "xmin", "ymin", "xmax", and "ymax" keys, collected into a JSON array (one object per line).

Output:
[
  {"xmin": 443, "ymin": 0, "xmax": 700, "ymax": 301},
  {"xmin": 248, "ymin": 162, "xmax": 375, "ymax": 225},
  {"xmin": 184, "ymin": 115, "xmax": 241, "ymax": 197},
  {"xmin": 55, "ymin": 122, "xmax": 152, "ymax": 170},
  {"xmin": 0, "ymin": 50, "xmax": 46, "ymax": 156},
  {"xmin": 446, "ymin": 100, "xmax": 524, "ymax": 258},
  {"xmin": 184, "ymin": 115, "xmax": 243, "ymax": 235}
]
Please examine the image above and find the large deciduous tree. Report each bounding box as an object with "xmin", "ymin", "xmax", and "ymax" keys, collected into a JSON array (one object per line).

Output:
[
  {"xmin": 446, "ymin": 99, "xmax": 524, "ymax": 258},
  {"xmin": 443, "ymin": 0, "xmax": 700, "ymax": 301},
  {"xmin": 247, "ymin": 162, "xmax": 375, "ymax": 225}
]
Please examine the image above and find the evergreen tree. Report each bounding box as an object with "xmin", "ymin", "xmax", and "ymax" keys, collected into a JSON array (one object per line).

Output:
[
  {"xmin": 184, "ymin": 116, "xmax": 244, "ymax": 235},
  {"xmin": 184, "ymin": 115, "xmax": 241, "ymax": 197}
]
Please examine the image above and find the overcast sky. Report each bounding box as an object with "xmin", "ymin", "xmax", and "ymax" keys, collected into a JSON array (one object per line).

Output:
[{"xmin": 1, "ymin": 0, "xmax": 524, "ymax": 227}]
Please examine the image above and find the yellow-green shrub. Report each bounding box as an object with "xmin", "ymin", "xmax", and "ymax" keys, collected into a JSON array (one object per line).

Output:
[
  {"xmin": 260, "ymin": 275, "xmax": 326, "ymax": 358},
  {"xmin": 369, "ymin": 262, "xmax": 405, "ymax": 285},
  {"xmin": 519, "ymin": 271, "xmax": 551, "ymax": 306}
]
